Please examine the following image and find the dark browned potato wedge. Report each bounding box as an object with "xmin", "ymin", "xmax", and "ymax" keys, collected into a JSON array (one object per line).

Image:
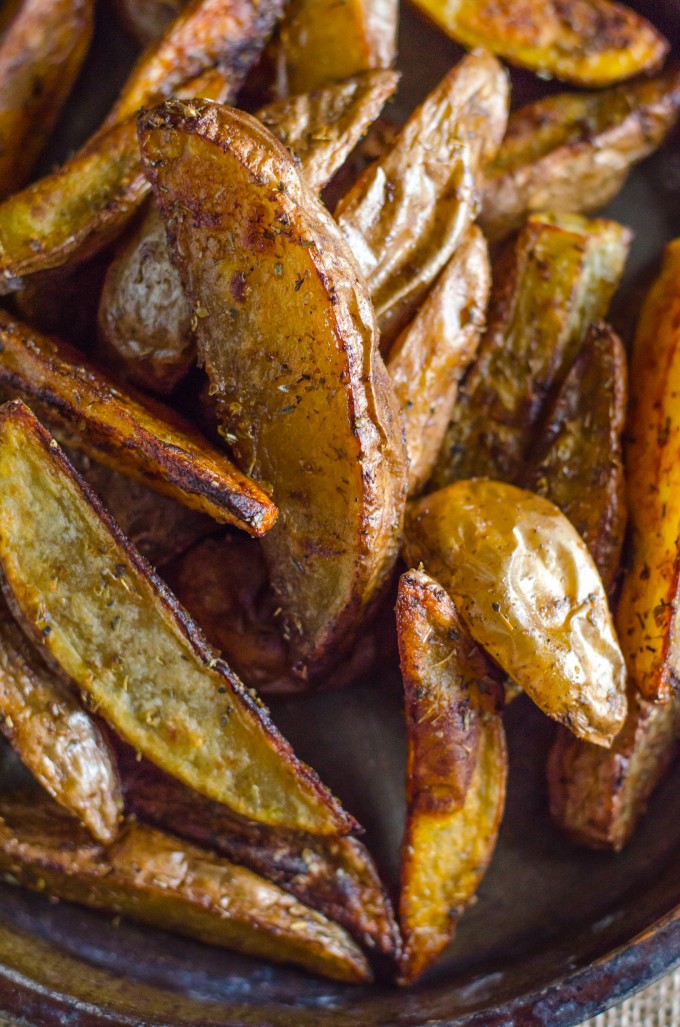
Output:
[
  {"xmin": 404, "ymin": 480, "xmax": 628, "ymax": 747},
  {"xmin": 115, "ymin": 0, "xmax": 184, "ymax": 45},
  {"xmin": 0, "ymin": 401, "xmax": 354, "ymax": 836},
  {"xmin": 0, "ymin": 599, "xmax": 121, "ymax": 844},
  {"xmin": 0, "ymin": 68, "xmax": 230, "ymax": 292},
  {"xmin": 0, "ymin": 792, "xmax": 371, "ymax": 983},
  {"xmin": 409, "ymin": 0, "xmax": 668, "ymax": 86},
  {"xmin": 98, "ymin": 70, "xmax": 399, "ymax": 395},
  {"xmin": 387, "ymin": 226, "xmax": 489, "ymax": 496},
  {"xmin": 0, "ymin": 0, "xmax": 93, "ymax": 200},
  {"xmin": 548, "ymin": 691, "xmax": 680, "ymax": 852},
  {"xmin": 120, "ymin": 750, "xmax": 398, "ymax": 956},
  {"xmin": 14, "ymin": 252, "xmax": 111, "ymax": 351},
  {"xmin": 523, "ymin": 322, "xmax": 627, "ymax": 594},
  {"xmin": 0, "ymin": 310, "xmax": 277, "ymax": 535},
  {"xmin": 616, "ymin": 240, "xmax": 680, "ymax": 703},
  {"xmin": 335, "ymin": 51, "xmax": 509, "ymax": 348},
  {"xmin": 396, "ymin": 572, "xmax": 506, "ymax": 984},
  {"xmin": 431, "ymin": 213, "xmax": 631, "ymax": 491},
  {"xmin": 140, "ymin": 100, "xmax": 407, "ymax": 679},
  {"xmin": 481, "ymin": 67, "xmax": 680, "ymax": 244}
]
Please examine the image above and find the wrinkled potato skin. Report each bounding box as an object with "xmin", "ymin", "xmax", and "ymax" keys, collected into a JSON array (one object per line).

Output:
[
  {"xmin": 0, "ymin": 793, "xmax": 371, "ymax": 983},
  {"xmin": 121, "ymin": 751, "xmax": 398, "ymax": 956},
  {"xmin": 0, "ymin": 600, "xmax": 121, "ymax": 844},
  {"xmin": 115, "ymin": 0, "xmax": 183, "ymax": 45},
  {"xmin": 616, "ymin": 240, "xmax": 680, "ymax": 703},
  {"xmin": 336, "ymin": 51, "xmax": 508, "ymax": 349},
  {"xmin": 0, "ymin": 0, "xmax": 93, "ymax": 200},
  {"xmin": 277, "ymin": 0, "xmax": 397, "ymax": 96},
  {"xmin": 140, "ymin": 101, "xmax": 407, "ymax": 678},
  {"xmin": 0, "ymin": 402, "xmax": 354, "ymax": 836},
  {"xmin": 0, "ymin": 310, "xmax": 277, "ymax": 534},
  {"xmin": 409, "ymin": 0, "xmax": 668, "ymax": 86},
  {"xmin": 387, "ymin": 226, "xmax": 489, "ymax": 495},
  {"xmin": 431, "ymin": 213, "xmax": 631, "ymax": 491},
  {"xmin": 481, "ymin": 68, "xmax": 680, "ymax": 244},
  {"xmin": 524, "ymin": 322, "xmax": 627, "ymax": 594},
  {"xmin": 405, "ymin": 480, "xmax": 628, "ymax": 747}
]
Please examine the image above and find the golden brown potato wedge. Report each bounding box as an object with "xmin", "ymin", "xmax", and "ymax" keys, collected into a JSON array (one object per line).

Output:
[
  {"xmin": 523, "ymin": 322, "xmax": 627, "ymax": 594},
  {"xmin": 140, "ymin": 100, "xmax": 407, "ymax": 679},
  {"xmin": 115, "ymin": 0, "xmax": 184, "ymax": 45},
  {"xmin": 548, "ymin": 690, "xmax": 680, "ymax": 852},
  {"xmin": 0, "ymin": 310, "xmax": 277, "ymax": 535},
  {"xmin": 0, "ymin": 0, "xmax": 93, "ymax": 200},
  {"xmin": 387, "ymin": 226, "xmax": 489, "ymax": 496},
  {"xmin": 0, "ymin": 401, "xmax": 354, "ymax": 835},
  {"xmin": 481, "ymin": 67, "xmax": 680, "ymax": 244},
  {"xmin": 335, "ymin": 51, "xmax": 509, "ymax": 348},
  {"xmin": 120, "ymin": 750, "xmax": 398, "ymax": 956},
  {"xmin": 431, "ymin": 213, "xmax": 631, "ymax": 490},
  {"xmin": 0, "ymin": 599, "xmax": 121, "ymax": 844},
  {"xmin": 616, "ymin": 239, "xmax": 680, "ymax": 703},
  {"xmin": 0, "ymin": 792, "xmax": 371, "ymax": 983},
  {"xmin": 409, "ymin": 0, "xmax": 668, "ymax": 86},
  {"xmin": 277, "ymin": 0, "xmax": 397, "ymax": 96},
  {"xmin": 404, "ymin": 479, "xmax": 628, "ymax": 747}
]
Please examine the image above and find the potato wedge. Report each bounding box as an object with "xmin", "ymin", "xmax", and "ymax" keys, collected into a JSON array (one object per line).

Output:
[
  {"xmin": 140, "ymin": 100, "xmax": 407, "ymax": 678},
  {"xmin": 277, "ymin": 0, "xmax": 397, "ymax": 96},
  {"xmin": 0, "ymin": 599, "xmax": 121, "ymax": 844},
  {"xmin": 335, "ymin": 51, "xmax": 509, "ymax": 348},
  {"xmin": 616, "ymin": 239, "xmax": 680, "ymax": 703},
  {"xmin": 548, "ymin": 692, "xmax": 680, "ymax": 852},
  {"xmin": 0, "ymin": 310, "xmax": 277, "ymax": 535},
  {"xmin": 431, "ymin": 213, "xmax": 631, "ymax": 490},
  {"xmin": 120, "ymin": 750, "xmax": 398, "ymax": 956},
  {"xmin": 0, "ymin": 401, "xmax": 354, "ymax": 835},
  {"xmin": 481, "ymin": 67, "xmax": 680, "ymax": 243},
  {"xmin": 115, "ymin": 0, "xmax": 183, "ymax": 45},
  {"xmin": 14, "ymin": 253, "xmax": 111, "ymax": 352},
  {"xmin": 0, "ymin": 0, "xmax": 93, "ymax": 200},
  {"xmin": 0, "ymin": 792, "xmax": 371, "ymax": 983},
  {"xmin": 404, "ymin": 479, "xmax": 628, "ymax": 746},
  {"xmin": 523, "ymin": 322, "xmax": 627, "ymax": 594},
  {"xmin": 409, "ymin": 0, "xmax": 668, "ymax": 86},
  {"xmin": 387, "ymin": 226, "xmax": 489, "ymax": 496}
]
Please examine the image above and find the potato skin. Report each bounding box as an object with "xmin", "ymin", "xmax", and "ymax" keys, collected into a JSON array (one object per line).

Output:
[
  {"xmin": 481, "ymin": 67, "xmax": 680, "ymax": 244},
  {"xmin": 115, "ymin": 0, "xmax": 183, "ymax": 45},
  {"xmin": 140, "ymin": 100, "xmax": 408, "ymax": 678},
  {"xmin": 0, "ymin": 792, "xmax": 372, "ymax": 984},
  {"xmin": 409, "ymin": 0, "xmax": 668, "ymax": 86},
  {"xmin": 405, "ymin": 479, "xmax": 628, "ymax": 747}
]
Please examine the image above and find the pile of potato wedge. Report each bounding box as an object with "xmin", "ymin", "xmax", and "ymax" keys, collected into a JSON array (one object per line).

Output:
[{"xmin": 0, "ymin": 0, "xmax": 677, "ymax": 991}]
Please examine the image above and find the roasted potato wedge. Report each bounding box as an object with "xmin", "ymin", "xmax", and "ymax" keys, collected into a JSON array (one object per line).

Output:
[
  {"xmin": 523, "ymin": 322, "xmax": 627, "ymax": 594},
  {"xmin": 481, "ymin": 67, "xmax": 680, "ymax": 243},
  {"xmin": 335, "ymin": 51, "xmax": 508, "ymax": 348},
  {"xmin": 409, "ymin": 0, "xmax": 668, "ymax": 86},
  {"xmin": 14, "ymin": 252, "xmax": 111, "ymax": 352},
  {"xmin": 277, "ymin": 0, "xmax": 397, "ymax": 96},
  {"xmin": 548, "ymin": 690, "xmax": 680, "ymax": 852},
  {"xmin": 0, "ymin": 401, "xmax": 354, "ymax": 835},
  {"xmin": 404, "ymin": 479, "xmax": 628, "ymax": 747},
  {"xmin": 431, "ymin": 213, "xmax": 631, "ymax": 490},
  {"xmin": 0, "ymin": 310, "xmax": 277, "ymax": 535},
  {"xmin": 140, "ymin": 100, "xmax": 407, "ymax": 678},
  {"xmin": 0, "ymin": 0, "xmax": 93, "ymax": 200},
  {"xmin": 0, "ymin": 792, "xmax": 371, "ymax": 983},
  {"xmin": 616, "ymin": 239, "xmax": 680, "ymax": 703},
  {"xmin": 121, "ymin": 750, "xmax": 398, "ymax": 956},
  {"xmin": 115, "ymin": 0, "xmax": 183, "ymax": 45},
  {"xmin": 387, "ymin": 226, "xmax": 489, "ymax": 496},
  {"xmin": 0, "ymin": 599, "xmax": 121, "ymax": 844}
]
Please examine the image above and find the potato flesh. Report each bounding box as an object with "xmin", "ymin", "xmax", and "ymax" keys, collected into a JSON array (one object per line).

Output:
[
  {"xmin": 140, "ymin": 101, "xmax": 407, "ymax": 676},
  {"xmin": 0, "ymin": 793, "xmax": 371, "ymax": 983},
  {"xmin": 431, "ymin": 213, "xmax": 631, "ymax": 490},
  {"xmin": 481, "ymin": 68, "xmax": 680, "ymax": 243},
  {"xmin": 405, "ymin": 479, "xmax": 627, "ymax": 747},
  {"xmin": 387, "ymin": 226, "xmax": 489, "ymax": 496},
  {"xmin": 408, "ymin": 0, "xmax": 668, "ymax": 86},
  {"xmin": 0, "ymin": 402, "xmax": 354, "ymax": 835}
]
